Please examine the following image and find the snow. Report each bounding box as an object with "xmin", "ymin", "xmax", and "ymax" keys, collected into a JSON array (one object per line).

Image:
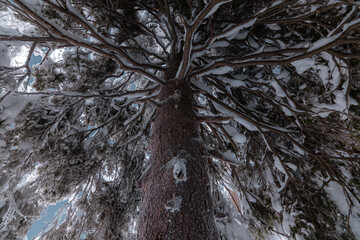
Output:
[
  {"xmin": 0, "ymin": 42, "xmax": 29, "ymax": 67},
  {"xmin": 313, "ymin": 90, "xmax": 350, "ymax": 115},
  {"xmin": 0, "ymin": 25, "xmax": 19, "ymax": 35},
  {"xmin": 0, "ymin": 42, "xmax": 12, "ymax": 66},
  {"xmin": 235, "ymin": 30, "xmax": 249, "ymax": 40},
  {"xmin": 248, "ymin": 37, "xmax": 259, "ymax": 49},
  {"xmin": 281, "ymin": 106, "xmax": 293, "ymax": 116},
  {"xmin": 342, "ymin": 17, "xmax": 360, "ymax": 32},
  {"xmin": 267, "ymin": 24, "xmax": 281, "ymax": 31},
  {"xmin": 203, "ymin": 1, "xmax": 230, "ymax": 20},
  {"xmin": 223, "ymin": 150, "xmax": 237, "ymax": 162},
  {"xmin": 10, "ymin": 44, "xmax": 29, "ymax": 66},
  {"xmin": 0, "ymin": 93, "xmax": 38, "ymax": 133},
  {"xmin": 123, "ymin": 104, "xmax": 144, "ymax": 125},
  {"xmin": 293, "ymin": 143, "xmax": 305, "ymax": 155},
  {"xmin": 299, "ymin": 83, "xmax": 306, "ymax": 90},
  {"xmin": 211, "ymin": 66, "xmax": 233, "ymax": 75},
  {"xmin": 2, "ymin": 2, "xmax": 358, "ymax": 239},
  {"xmin": 310, "ymin": 4, "xmax": 321, "ymax": 12},
  {"xmin": 0, "ymin": 175, "xmax": 10, "ymax": 193},
  {"xmin": 211, "ymin": 101, "xmax": 258, "ymax": 131},
  {"xmin": 18, "ymin": 142, "xmax": 32, "ymax": 150},
  {"xmin": 350, "ymin": 215, "xmax": 360, "ymax": 240},
  {"xmin": 316, "ymin": 65, "xmax": 330, "ymax": 85},
  {"xmin": 307, "ymin": 33, "xmax": 341, "ymax": 52},
  {"xmin": 340, "ymin": 167, "xmax": 351, "ymax": 181},
  {"xmin": 269, "ymin": 193, "xmax": 282, "ymax": 213},
  {"xmin": 209, "ymin": 40, "xmax": 229, "ymax": 48},
  {"xmin": 170, "ymin": 157, "xmax": 187, "ymax": 184},
  {"xmin": 0, "ymin": 7, "xmax": 37, "ymax": 37},
  {"xmin": 50, "ymin": 48, "xmax": 65, "ymax": 62},
  {"xmin": 325, "ymin": 183, "xmax": 360, "ymax": 239},
  {"xmin": 319, "ymin": 52, "xmax": 344, "ymax": 91},
  {"xmin": 227, "ymin": 19, "xmax": 257, "ymax": 41},
  {"xmin": 274, "ymin": 156, "xmax": 289, "ymax": 191},
  {"xmin": 137, "ymin": 10, "xmax": 149, "ymax": 23},
  {"xmin": 291, "ymin": 58, "xmax": 315, "ymax": 74},
  {"xmin": 216, "ymin": 216, "xmax": 253, "ymax": 240},
  {"xmin": 201, "ymin": 18, "xmax": 257, "ymax": 47},
  {"xmin": 165, "ymin": 196, "xmax": 182, "ymax": 213},
  {"xmin": 348, "ymin": 96, "xmax": 358, "ymax": 106},
  {"xmin": 223, "ymin": 125, "xmax": 247, "ymax": 144},
  {"xmin": 277, "ymin": 69, "xmax": 290, "ymax": 80},
  {"xmin": 218, "ymin": 75, "xmax": 247, "ymax": 87},
  {"xmin": 325, "ymin": 181, "xmax": 349, "ymax": 215},
  {"xmin": 270, "ymin": 0, "xmax": 284, "ymax": 8},
  {"xmin": 234, "ymin": 116, "xmax": 257, "ymax": 131},
  {"xmin": 285, "ymin": 163, "xmax": 297, "ymax": 171},
  {"xmin": 274, "ymin": 156, "xmax": 286, "ymax": 174},
  {"xmin": 327, "ymin": 6, "xmax": 356, "ymax": 37},
  {"xmin": 282, "ymin": 210, "xmax": 297, "ymax": 237},
  {"xmin": 270, "ymin": 80, "xmax": 286, "ymax": 98},
  {"xmin": 333, "ymin": 91, "xmax": 347, "ymax": 109}
]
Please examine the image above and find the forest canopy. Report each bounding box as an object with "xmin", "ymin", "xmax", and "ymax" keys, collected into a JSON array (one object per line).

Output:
[{"xmin": 0, "ymin": 0, "xmax": 360, "ymax": 239}]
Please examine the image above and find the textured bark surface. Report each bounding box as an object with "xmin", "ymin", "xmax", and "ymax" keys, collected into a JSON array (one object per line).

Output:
[{"xmin": 137, "ymin": 78, "xmax": 219, "ymax": 239}]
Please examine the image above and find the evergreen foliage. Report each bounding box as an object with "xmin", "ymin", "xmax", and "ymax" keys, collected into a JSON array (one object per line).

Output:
[{"xmin": 0, "ymin": 0, "xmax": 360, "ymax": 239}]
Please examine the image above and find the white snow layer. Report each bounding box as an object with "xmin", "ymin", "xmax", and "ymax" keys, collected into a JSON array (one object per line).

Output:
[
  {"xmin": 216, "ymin": 217, "xmax": 253, "ymax": 240},
  {"xmin": 218, "ymin": 75, "xmax": 247, "ymax": 87},
  {"xmin": 211, "ymin": 66, "xmax": 233, "ymax": 75},
  {"xmin": 0, "ymin": 175, "xmax": 10, "ymax": 193},
  {"xmin": 307, "ymin": 33, "xmax": 342, "ymax": 53},
  {"xmin": 171, "ymin": 157, "xmax": 187, "ymax": 183},
  {"xmin": 0, "ymin": 94, "xmax": 39, "ymax": 133},
  {"xmin": 203, "ymin": 1, "xmax": 231, "ymax": 20},
  {"xmin": 325, "ymin": 181, "xmax": 348, "ymax": 215},
  {"xmin": 222, "ymin": 18, "xmax": 257, "ymax": 41},
  {"xmin": 270, "ymin": 80, "xmax": 286, "ymax": 97},
  {"xmin": 165, "ymin": 196, "xmax": 182, "ymax": 213},
  {"xmin": 213, "ymin": 102, "xmax": 258, "ymax": 131},
  {"xmin": 325, "ymin": 181, "xmax": 360, "ymax": 239},
  {"xmin": 267, "ymin": 23, "xmax": 281, "ymax": 31},
  {"xmin": 0, "ymin": 42, "xmax": 29, "ymax": 67},
  {"xmin": 291, "ymin": 58, "xmax": 315, "ymax": 74},
  {"xmin": 223, "ymin": 125, "xmax": 247, "ymax": 144},
  {"xmin": 274, "ymin": 156, "xmax": 286, "ymax": 174}
]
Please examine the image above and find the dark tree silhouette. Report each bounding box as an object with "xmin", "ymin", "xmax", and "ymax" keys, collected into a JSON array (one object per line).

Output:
[{"xmin": 0, "ymin": 0, "xmax": 360, "ymax": 239}]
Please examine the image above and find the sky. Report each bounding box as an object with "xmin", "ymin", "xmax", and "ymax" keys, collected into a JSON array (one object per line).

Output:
[{"xmin": 26, "ymin": 200, "xmax": 68, "ymax": 240}]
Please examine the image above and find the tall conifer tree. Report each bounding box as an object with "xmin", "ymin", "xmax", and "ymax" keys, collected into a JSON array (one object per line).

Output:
[{"xmin": 0, "ymin": 0, "xmax": 360, "ymax": 239}]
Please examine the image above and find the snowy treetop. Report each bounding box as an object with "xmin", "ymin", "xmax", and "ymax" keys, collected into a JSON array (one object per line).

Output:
[{"xmin": 0, "ymin": 0, "xmax": 360, "ymax": 239}]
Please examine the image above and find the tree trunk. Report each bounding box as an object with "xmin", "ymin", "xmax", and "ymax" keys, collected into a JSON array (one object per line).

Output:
[{"xmin": 137, "ymin": 78, "xmax": 219, "ymax": 239}]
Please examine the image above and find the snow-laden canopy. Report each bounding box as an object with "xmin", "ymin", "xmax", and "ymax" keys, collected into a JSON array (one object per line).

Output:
[{"xmin": 0, "ymin": 0, "xmax": 360, "ymax": 239}]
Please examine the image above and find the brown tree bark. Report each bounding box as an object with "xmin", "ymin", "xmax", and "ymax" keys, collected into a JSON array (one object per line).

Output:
[{"xmin": 137, "ymin": 71, "xmax": 219, "ymax": 239}]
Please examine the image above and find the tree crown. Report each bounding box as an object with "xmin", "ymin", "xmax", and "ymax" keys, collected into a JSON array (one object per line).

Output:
[{"xmin": 0, "ymin": 0, "xmax": 360, "ymax": 239}]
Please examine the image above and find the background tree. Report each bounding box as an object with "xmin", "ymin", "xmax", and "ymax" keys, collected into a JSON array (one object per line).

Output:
[{"xmin": 0, "ymin": 0, "xmax": 360, "ymax": 239}]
